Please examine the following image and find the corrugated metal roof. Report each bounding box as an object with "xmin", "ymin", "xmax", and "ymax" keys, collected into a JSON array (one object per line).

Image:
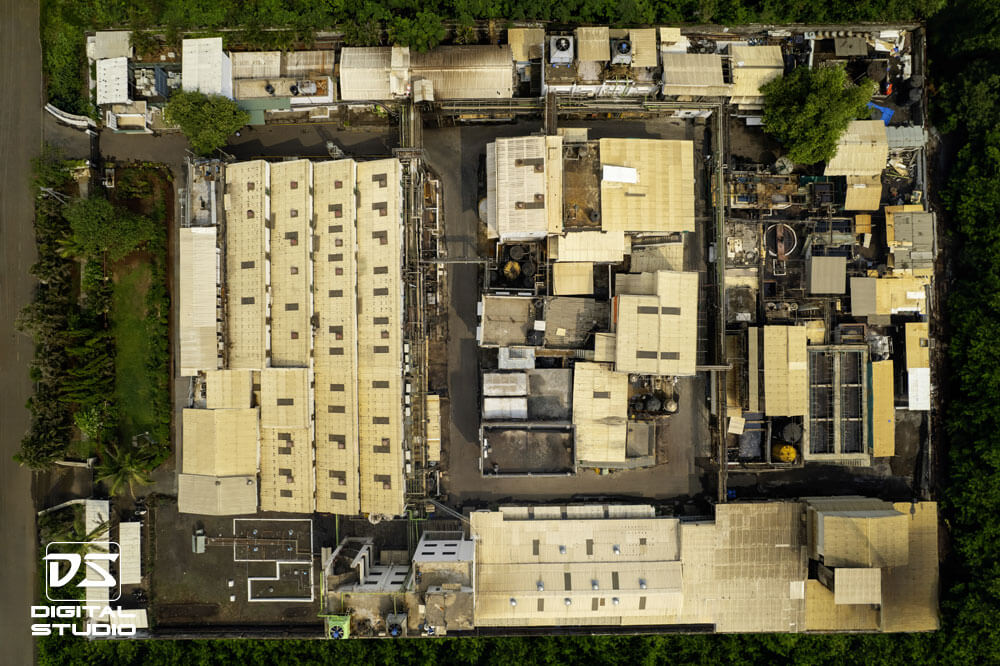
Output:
[
  {"xmin": 551, "ymin": 231, "xmax": 625, "ymax": 263},
  {"xmin": 593, "ymin": 333, "xmax": 616, "ymax": 362},
  {"xmin": 908, "ymin": 367, "xmax": 930, "ymax": 410},
  {"xmin": 483, "ymin": 397, "xmax": 528, "ymax": 420},
  {"xmin": 269, "ymin": 160, "xmax": 312, "ymax": 367},
  {"xmin": 629, "ymin": 242, "xmax": 684, "ymax": 273},
  {"xmin": 484, "ymin": 372, "xmax": 529, "ymax": 397},
  {"xmin": 834, "ymin": 567, "xmax": 882, "ymax": 605},
  {"xmin": 871, "ymin": 360, "xmax": 895, "ymax": 457},
  {"xmin": 629, "ymin": 29, "xmax": 658, "ymax": 68},
  {"xmin": 508, "ymin": 28, "xmax": 545, "ymax": 61},
  {"xmin": 814, "ymin": 503, "xmax": 909, "ymax": 568},
  {"xmin": 179, "ymin": 227, "xmax": 219, "ymax": 375},
  {"xmin": 259, "ymin": 427, "xmax": 313, "ymax": 513},
  {"xmin": 411, "ymin": 46, "xmax": 513, "ymax": 98},
  {"xmin": 575, "ymin": 27, "xmax": 610, "ymax": 62},
  {"xmin": 205, "ymin": 370, "xmax": 253, "ymax": 409},
  {"xmin": 97, "ymin": 57, "xmax": 129, "ymax": 105},
  {"xmin": 844, "ymin": 174, "xmax": 883, "ymax": 210},
  {"xmin": 614, "ymin": 271, "xmax": 698, "ymax": 376},
  {"xmin": 804, "ymin": 580, "xmax": 880, "ymax": 630},
  {"xmin": 599, "ymin": 139, "xmax": 695, "ymax": 233},
  {"xmin": 178, "ymin": 474, "xmax": 258, "ymax": 515},
  {"xmin": 224, "ymin": 160, "xmax": 269, "ymax": 369},
  {"xmin": 729, "ymin": 45, "xmax": 783, "ymax": 100},
  {"xmin": 572, "ymin": 362, "xmax": 628, "ymax": 464},
  {"xmin": 492, "ymin": 136, "xmax": 548, "ymax": 241},
  {"xmin": 339, "ymin": 47, "xmax": 393, "ymax": 100},
  {"xmin": 553, "ymin": 262, "xmax": 594, "ymax": 295},
  {"xmin": 661, "ymin": 53, "xmax": 730, "ymax": 97},
  {"xmin": 357, "ymin": 159, "xmax": 404, "ymax": 518},
  {"xmin": 181, "ymin": 408, "xmax": 259, "ymax": 476},
  {"xmin": 763, "ymin": 325, "xmax": 808, "ymax": 416},
  {"xmin": 825, "ymin": 120, "xmax": 888, "ymax": 177},
  {"xmin": 881, "ymin": 502, "xmax": 939, "ymax": 631},
  {"xmin": 230, "ymin": 51, "xmax": 281, "ymax": 79},
  {"xmin": 260, "ymin": 368, "xmax": 310, "ymax": 428},
  {"xmin": 118, "ymin": 522, "xmax": 142, "ymax": 585}
]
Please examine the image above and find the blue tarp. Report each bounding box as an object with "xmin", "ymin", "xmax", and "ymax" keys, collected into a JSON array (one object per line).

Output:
[{"xmin": 867, "ymin": 102, "xmax": 894, "ymax": 126}]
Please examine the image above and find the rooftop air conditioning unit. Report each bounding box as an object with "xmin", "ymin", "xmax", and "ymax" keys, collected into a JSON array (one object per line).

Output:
[
  {"xmin": 611, "ymin": 39, "xmax": 632, "ymax": 65},
  {"xmin": 550, "ymin": 36, "xmax": 574, "ymax": 66}
]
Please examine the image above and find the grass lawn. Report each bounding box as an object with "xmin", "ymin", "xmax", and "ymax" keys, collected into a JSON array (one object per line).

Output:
[{"xmin": 111, "ymin": 258, "xmax": 156, "ymax": 444}]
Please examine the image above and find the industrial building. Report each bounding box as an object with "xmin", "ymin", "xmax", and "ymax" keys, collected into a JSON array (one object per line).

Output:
[
  {"xmin": 320, "ymin": 497, "xmax": 938, "ymax": 635},
  {"xmin": 176, "ymin": 158, "xmax": 407, "ymax": 518}
]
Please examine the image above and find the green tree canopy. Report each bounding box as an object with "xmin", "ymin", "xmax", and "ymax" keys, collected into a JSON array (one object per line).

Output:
[
  {"xmin": 164, "ymin": 90, "xmax": 249, "ymax": 155},
  {"xmin": 96, "ymin": 445, "xmax": 155, "ymax": 497},
  {"xmin": 388, "ymin": 11, "xmax": 447, "ymax": 52},
  {"xmin": 761, "ymin": 65, "xmax": 873, "ymax": 165},
  {"xmin": 62, "ymin": 197, "xmax": 157, "ymax": 262}
]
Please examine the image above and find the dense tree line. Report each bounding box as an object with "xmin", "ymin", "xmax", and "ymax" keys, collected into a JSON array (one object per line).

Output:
[{"xmin": 41, "ymin": 0, "xmax": 946, "ymax": 112}]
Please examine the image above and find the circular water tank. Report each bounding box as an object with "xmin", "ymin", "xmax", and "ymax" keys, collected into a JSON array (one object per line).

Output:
[
  {"xmin": 521, "ymin": 259, "xmax": 536, "ymax": 277},
  {"xmin": 509, "ymin": 245, "xmax": 527, "ymax": 261},
  {"xmin": 782, "ymin": 421, "xmax": 803, "ymax": 444},
  {"xmin": 589, "ymin": 209, "xmax": 600, "ymax": 223},
  {"xmin": 764, "ymin": 223, "xmax": 798, "ymax": 257},
  {"xmin": 264, "ymin": 83, "xmax": 275, "ymax": 95}
]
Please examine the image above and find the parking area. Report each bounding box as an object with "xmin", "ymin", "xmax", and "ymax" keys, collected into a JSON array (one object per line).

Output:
[{"xmin": 149, "ymin": 499, "xmax": 320, "ymax": 627}]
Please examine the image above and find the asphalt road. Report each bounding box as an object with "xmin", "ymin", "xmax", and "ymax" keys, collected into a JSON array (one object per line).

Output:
[{"xmin": 0, "ymin": 0, "xmax": 42, "ymax": 663}]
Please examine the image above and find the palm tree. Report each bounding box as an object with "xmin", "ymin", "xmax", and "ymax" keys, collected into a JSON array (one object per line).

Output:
[{"xmin": 96, "ymin": 445, "xmax": 154, "ymax": 497}]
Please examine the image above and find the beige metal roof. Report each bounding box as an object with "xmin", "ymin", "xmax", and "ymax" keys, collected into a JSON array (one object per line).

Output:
[
  {"xmin": 853, "ymin": 276, "xmax": 929, "ymax": 316},
  {"xmin": 905, "ymin": 322, "xmax": 929, "ymax": 369},
  {"xmin": 178, "ymin": 474, "xmax": 258, "ymax": 515},
  {"xmin": 339, "ymin": 47, "xmax": 393, "ymax": 100},
  {"xmin": 729, "ymin": 45, "xmax": 783, "ymax": 101},
  {"xmin": 551, "ymin": 231, "xmax": 625, "ymax": 263},
  {"xmin": 844, "ymin": 174, "xmax": 883, "ymax": 210},
  {"xmin": 259, "ymin": 427, "xmax": 314, "ymax": 513},
  {"xmin": 357, "ymin": 159, "xmax": 404, "ymax": 518},
  {"xmin": 426, "ymin": 394, "xmax": 441, "ymax": 463},
  {"xmin": 814, "ymin": 508, "xmax": 909, "ymax": 568},
  {"xmin": 659, "ymin": 27, "xmax": 682, "ymax": 45},
  {"xmin": 260, "ymin": 368, "xmax": 310, "ymax": 428},
  {"xmin": 269, "ymin": 160, "xmax": 312, "ymax": 367},
  {"xmin": 572, "ymin": 362, "xmax": 628, "ymax": 464},
  {"xmin": 575, "ymin": 27, "xmax": 610, "ymax": 62},
  {"xmin": 224, "ymin": 161, "xmax": 268, "ymax": 369},
  {"xmin": 179, "ymin": 227, "xmax": 219, "ymax": 375},
  {"xmin": 230, "ymin": 51, "xmax": 281, "ymax": 79},
  {"xmin": 834, "ymin": 567, "xmax": 882, "ymax": 605},
  {"xmin": 181, "ymin": 408, "xmax": 259, "ymax": 477},
  {"xmin": 804, "ymin": 580, "xmax": 880, "ymax": 631},
  {"xmin": 508, "ymin": 28, "xmax": 545, "ymax": 61},
  {"xmin": 553, "ymin": 262, "xmax": 594, "ymax": 295},
  {"xmin": 599, "ymin": 139, "xmax": 695, "ymax": 233},
  {"xmin": 593, "ymin": 332, "xmax": 616, "ymax": 362},
  {"xmin": 871, "ymin": 360, "xmax": 896, "ymax": 457},
  {"xmin": 313, "ymin": 160, "xmax": 360, "ymax": 516},
  {"xmin": 491, "ymin": 136, "xmax": 550, "ymax": 241},
  {"xmin": 614, "ymin": 271, "xmax": 699, "ymax": 376},
  {"xmin": 629, "ymin": 29, "xmax": 657, "ymax": 68},
  {"xmin": 661, "ymin": 54, "xmax": 731, "ymax": 97},
  {"xmin": 411, "ymin": 46, "xmax": 513, "ymax": 99},
  {"xmin": 205, "ymin": 369, "xmax": 253, "ymax": 409},
  {"xmin": 881, "ymin": 502, "xmax": 939, "ymax": 631},
  {"xmin": 284, "ymin": 50, "xmax": 336, "ymax": 77},
  {"xmin": 825, "ymin": 120, "xmax": 888, "ymax": 177},
  {"xmin": 763, "ymin": 326, "xmax": 808, "ymax": 416},
  {"xmin": 118, "ymin": 521, "xmax": 142, "ymax": 585},
  {"xmin": 546, "ymin": 137, "xmax": 564, "ymax": 235}
]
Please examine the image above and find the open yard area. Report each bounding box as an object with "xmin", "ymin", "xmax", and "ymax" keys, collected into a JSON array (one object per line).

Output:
[{"xmin": 112, "ymin": 258, "xmax": 157, "ymax": 442}]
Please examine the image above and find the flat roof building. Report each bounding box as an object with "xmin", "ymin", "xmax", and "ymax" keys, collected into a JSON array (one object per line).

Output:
[
  {"xmin": 178, "ymin": 227, "xmax": 220, "ymax": 375},
  {"xmin": 182, "ymin": 37, "xmax": 233, "ymax": 98},
  {"xmin": 572, "ymin": 363, "xmax": 628, "ymax": 465},
  {"xmin": 96, "ymin": 57, "xmax": 129, "ymax": 105}
]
